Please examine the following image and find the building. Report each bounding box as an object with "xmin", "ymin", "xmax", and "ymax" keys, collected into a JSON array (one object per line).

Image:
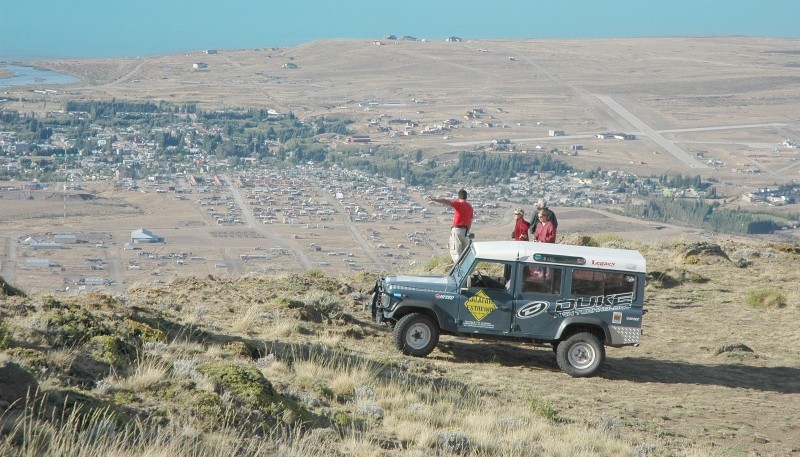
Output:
[
  {"xmin": 53, "ymin": 233, "xmax": 77, "ymax": 244},
  {"xmin": 25, "ymin": 259, "xmax": 51, "ymax": 268},
  {"xmin": 549, "ymin": 130, "xmax": 565, "ymax": 137},
  {"xmin": 130, "ymin": 228, "xmax": 164, "ymax": 244}
]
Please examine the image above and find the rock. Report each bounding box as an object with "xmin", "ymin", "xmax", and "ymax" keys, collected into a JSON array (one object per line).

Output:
[
  {"xmin": 715, "ymin": 343, "xmax": 754, "ymax": 355},
  {"xmin": 680, "ymin": 242, "xmax": 731, "ymax": 264},
  {"xmin": 734, "ymin": 258, "xmax": 752, "ymax": 268},
  {"xmin": 0, "ymin": 361, "xmax": 38, "ymax": 407}
]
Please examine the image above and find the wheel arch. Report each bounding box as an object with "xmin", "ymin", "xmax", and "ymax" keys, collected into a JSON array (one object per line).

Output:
[
  {"xmin": 390, "ymin": 305, "xmax": 442, "ymax": 327},
  {"xmin": 554, "ymin": 317, "xmax": 609, "ymax": 343}
]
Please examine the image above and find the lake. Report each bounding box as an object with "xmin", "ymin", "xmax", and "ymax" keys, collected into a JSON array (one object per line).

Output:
[{"xmin": 0, "ymin": 65, "xmax": 80, "ymax": 88}]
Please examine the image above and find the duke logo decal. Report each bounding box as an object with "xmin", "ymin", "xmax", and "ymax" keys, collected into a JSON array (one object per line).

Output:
[{"xmin": 516, "ymin": 301, "xmax": 548, "ymax": 319}]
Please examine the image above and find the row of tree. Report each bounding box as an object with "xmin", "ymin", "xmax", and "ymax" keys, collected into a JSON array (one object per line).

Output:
[{"xmin": 623, "ymin": 196, "xmax": 781, "ymax": 234}]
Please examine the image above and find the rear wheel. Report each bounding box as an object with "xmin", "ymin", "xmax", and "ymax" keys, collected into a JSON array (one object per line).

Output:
[
  {"xmin": 393, "ymin": 313, "xmax": 439, "ymax": 357},
  {"xmin": 556, "ymin": 332, "xmax": 605, "ymax": 377}
]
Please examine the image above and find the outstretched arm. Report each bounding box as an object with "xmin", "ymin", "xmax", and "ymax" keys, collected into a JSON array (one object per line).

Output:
[{"xmin": 429, "ymin": 197, "xmax": 451, "ymax": 205}]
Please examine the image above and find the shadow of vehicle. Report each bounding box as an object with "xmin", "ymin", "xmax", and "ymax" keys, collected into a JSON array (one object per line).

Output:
[
  {"xmin": 432, "ymin": 339, "xmax": 800, "ymax": 393},
  {"xmin": 601, "ymin": 357, "xmax": 800, "ymax": 393}
]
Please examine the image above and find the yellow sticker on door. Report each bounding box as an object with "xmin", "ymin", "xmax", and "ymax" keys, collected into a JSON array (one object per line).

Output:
[{"xmin": 465, "ymin": 290, "xmax": 497, "ymax": 321}]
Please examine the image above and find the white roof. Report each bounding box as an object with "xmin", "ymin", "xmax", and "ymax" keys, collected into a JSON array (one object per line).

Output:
[
  {"xmin": 470, "ymin": 241, "xmax": 646, "ymax": 273},
  {"xmin": 131, "ymin": 228, "xmax": 157, "ymax": 238}
]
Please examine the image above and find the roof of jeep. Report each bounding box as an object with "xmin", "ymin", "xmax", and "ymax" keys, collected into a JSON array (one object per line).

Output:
[{"xmin": 469, "ymin": 241, "xmax": 646, "ymax": 273}]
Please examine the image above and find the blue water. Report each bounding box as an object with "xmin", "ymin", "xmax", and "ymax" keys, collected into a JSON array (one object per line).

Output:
[
  {"xmin": 0, "ymin": 64, "xmax": 80, "ymax": 87},
  {"xmin": 1, "ymin": 0, "xmax": 798, "ymax": 61}
]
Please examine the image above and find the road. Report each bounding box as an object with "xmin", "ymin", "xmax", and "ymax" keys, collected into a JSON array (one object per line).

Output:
[
  {"xmin": 595, "ymin": 95, "xmax": 708, "ymax": 169},
  {"xmin": 107, "ymin": 243, "xmax": 122, "ymax": 288},
  {"xmin": 1, "ymin": 236, "xmax": 17, "ymax": 286}
]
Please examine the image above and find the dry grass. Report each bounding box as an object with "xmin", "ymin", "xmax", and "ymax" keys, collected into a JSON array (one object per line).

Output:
[
  {"xmin": 1, "ymin": 239, "xmax": 799, "ymax": 456},
  {"xmin": 746, "ymin": 287, "xmax": 787, "ymax": 309},
  {"xmin": 106, "ymin": 358, "xmax": 168, "ymax": 392}
]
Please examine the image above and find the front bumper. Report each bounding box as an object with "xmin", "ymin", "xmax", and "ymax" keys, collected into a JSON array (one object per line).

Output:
[{"xmin": 370, "ymin": 280, "xmax": 385, "ymax": 323}]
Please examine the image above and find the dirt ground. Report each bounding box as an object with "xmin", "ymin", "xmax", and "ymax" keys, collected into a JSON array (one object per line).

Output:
[
  {"xmin": 420, "ymin": 242, "xmax": 800, "ymax": 456},
  {"xmin": 0, "ymin": 179, "xmax": 723, "ymax": 295}
]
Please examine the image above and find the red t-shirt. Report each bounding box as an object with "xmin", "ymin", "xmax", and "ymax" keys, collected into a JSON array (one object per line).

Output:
[
  {"xmin": 450, "ymin": 199, "xmax": 474, "ymax": 228},
  {"xmin": 534, "ymin": 221, "xmax": 556, "ymax": 243}
]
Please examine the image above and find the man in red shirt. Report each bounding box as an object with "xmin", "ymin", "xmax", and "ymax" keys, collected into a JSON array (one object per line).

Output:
[
  {"xmin": 430, "ymin": 189, "xmax": 474, "ymax": 262},
  {"xmin": 511, "ymin": 208, "xmax": 530, "ymax": 241}
]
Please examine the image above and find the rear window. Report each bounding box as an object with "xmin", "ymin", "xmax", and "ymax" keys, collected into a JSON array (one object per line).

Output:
[
  {"xmin": 521, "ymin": 265, "xmax": 562, "ymax": 295},
  {"xmin": 570, "ymin": 269, "xmax": 636, "ymax": 297}
]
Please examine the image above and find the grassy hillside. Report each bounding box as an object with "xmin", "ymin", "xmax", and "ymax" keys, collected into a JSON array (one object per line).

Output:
[{"xmin": 1, "ymin": 237, "xmax": 799, "ymax": 456}]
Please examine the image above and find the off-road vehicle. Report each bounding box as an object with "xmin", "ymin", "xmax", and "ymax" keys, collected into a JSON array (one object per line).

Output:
[{"xmin": 370, "ymin": 241, "xmax": 646, "ymax": 377}]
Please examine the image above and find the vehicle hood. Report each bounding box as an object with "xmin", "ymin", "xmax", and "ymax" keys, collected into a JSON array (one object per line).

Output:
[{"xmin": 384, "ymin": 274, "xmax": 454, "ymax": 292}]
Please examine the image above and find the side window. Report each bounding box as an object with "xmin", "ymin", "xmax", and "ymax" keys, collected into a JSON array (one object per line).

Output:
[
  {"xmin": 468, "ymin": 260, "xmax": 512, "ymax": 290},
  {"xmin": 571, "ymin": 269, "xmax": 636, "ymax": 296},
  {"xmin": 521, "ymin": 265, "xmax": 562, "ymax": 295}
]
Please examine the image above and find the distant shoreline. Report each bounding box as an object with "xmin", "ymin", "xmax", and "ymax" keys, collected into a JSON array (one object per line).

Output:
[{"xmin": 1, "ymin": 34, "xmax": 797, "ymax": 63}]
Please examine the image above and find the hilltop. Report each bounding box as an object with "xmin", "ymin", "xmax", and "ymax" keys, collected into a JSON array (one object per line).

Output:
[{"xmin": 1, "ymin": 236, "xmax": 798, "ymax": 456}]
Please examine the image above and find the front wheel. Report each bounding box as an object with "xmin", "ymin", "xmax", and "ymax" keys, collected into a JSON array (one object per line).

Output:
[
  {"xmin": 393, "ymin": 313, "xmax": 439, "ymax": 357},
  {"xmin": 556, "ymin": 332, "xmax": 605, "ymax": 377}
]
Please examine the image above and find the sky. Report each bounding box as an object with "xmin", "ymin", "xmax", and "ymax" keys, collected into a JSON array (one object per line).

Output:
[{"xmin": 1, "ymin": 1, "xmax": 798, "ymax": 60}]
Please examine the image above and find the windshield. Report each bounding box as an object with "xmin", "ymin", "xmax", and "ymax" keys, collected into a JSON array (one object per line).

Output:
[{"xmin": 450, "ymin": 245, "xmax": 476, "ymax": 285}]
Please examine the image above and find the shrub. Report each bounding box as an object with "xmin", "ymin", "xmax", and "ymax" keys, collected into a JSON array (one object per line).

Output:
[
  {"xmin": 0, "ymin": 320, "xmax": 10, "ymax": 349},
  {"xmin": 197, "ymin": 363, "xmax": 316, "ymax": 425},
  {"xmin": 527, "ymin": 397, "xmax": 557, "ymax": 421},
  {"xmin": 746, "ymin": 288, "xmax": 786, "ymax": 309},
  {"xmin": 423, "ymin": 254, "xmax": 452, "ymax": 273}
]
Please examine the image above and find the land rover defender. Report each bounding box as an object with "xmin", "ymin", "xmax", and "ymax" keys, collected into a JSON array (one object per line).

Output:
[{"xmin": 370, "ymin": 241, "xmax": 646, "ymax": 377}]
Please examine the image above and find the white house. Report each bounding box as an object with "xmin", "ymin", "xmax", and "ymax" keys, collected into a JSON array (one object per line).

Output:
[{"xmin": 130, "ymin": 228, "xmax": 164, "ymax": 244}]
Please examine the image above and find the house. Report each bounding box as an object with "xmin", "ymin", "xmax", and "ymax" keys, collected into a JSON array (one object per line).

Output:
[
  {"xmin": 29, "ymin": 241, "xmax": 62, "ymax": 249},
  {"xmin": 25, "ymin": 259, "xmax": 51, "ymax": 268},
  {"xmin": 549, "ymin": 130, "xmax": 565, "ymax": 137},
  {"xmin": 192, "ymin": 62, "xmax": 208, "ymax": 69},
  {"xmin": 130, "ymin": 228, "xmax": 164, "ymax": 244},
  {"xmin": 53, "ymin": 233, "xmax": 77, "ymax": 244}
]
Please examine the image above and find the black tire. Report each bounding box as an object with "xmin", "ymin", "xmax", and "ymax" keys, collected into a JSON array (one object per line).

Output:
[
  {"xmin": 556, "ymin": 332, "xmax": 605, "ymax": 377},
  {"xmin": 393, "ymin": 313, "xmax": 439, "ymax": 357}
]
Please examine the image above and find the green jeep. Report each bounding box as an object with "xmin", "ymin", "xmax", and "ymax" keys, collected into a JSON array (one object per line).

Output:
[{"xmin": 371, "ymin": 241, "xmax": 646, "ymax": 377}]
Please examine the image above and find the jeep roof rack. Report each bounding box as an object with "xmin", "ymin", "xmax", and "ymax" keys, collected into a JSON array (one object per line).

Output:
[{"xmin": 470, "ymin": 241, "xmax": 646, "ymax": 273}]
